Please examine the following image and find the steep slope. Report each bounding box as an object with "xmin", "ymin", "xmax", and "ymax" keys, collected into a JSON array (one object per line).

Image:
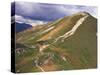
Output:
[
  {"xmin": 16, "ymin": 25, "xmax": 45, "ymax": 43},
  {"xmin": 15, "ymin": 12, "xmax": 97, "ymax": 72},
  {"xmin": 52, "ymin": 14, "xmax": 97, "ymax": 68},
  {"xmin": 38, "ymin": 12, "xmax": 97, "ymax": 69},
  {"xmin": 38, "ymin": 12, "xmax": 88, "ymax": 40},
  {"xmin": 16, "ymin": 17, "xmax": 68, "ymax": 44}
]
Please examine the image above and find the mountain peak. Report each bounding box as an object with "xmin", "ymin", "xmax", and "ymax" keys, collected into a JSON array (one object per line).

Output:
[{"xmin": 72, "ymin": 12, "xmax": 90, "ymax": 16}]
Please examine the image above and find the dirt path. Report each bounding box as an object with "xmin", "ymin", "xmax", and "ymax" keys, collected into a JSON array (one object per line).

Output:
[{"xmin": 54, "ymin": 15, "xmax": 88, "ymax": 43}]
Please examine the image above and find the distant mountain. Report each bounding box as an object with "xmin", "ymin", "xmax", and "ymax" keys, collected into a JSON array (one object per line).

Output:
[
  {"xmin": 15, "ymin": 22, "xmax": 32, "ymax": 33},
  {"xmin": 15, "ymin": 12, "xmax": 97, "ymax": 72}
]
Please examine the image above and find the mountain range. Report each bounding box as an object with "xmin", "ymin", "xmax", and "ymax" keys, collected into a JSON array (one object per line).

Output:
[{"xmin": 15, "ymin": 22, "xmax": 32, "ymax": 33}]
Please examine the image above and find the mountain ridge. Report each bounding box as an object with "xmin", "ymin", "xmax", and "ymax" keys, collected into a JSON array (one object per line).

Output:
[{"xmin": 15, "ymin": 12, "xmax": 97, "ymax": 72}]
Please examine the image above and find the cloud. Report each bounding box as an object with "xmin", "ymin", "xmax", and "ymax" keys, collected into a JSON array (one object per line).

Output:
[
  {"xmin": 15, "ymin": 2, "xmax": 42, "ymax": 16},
  {"xmin": 12, "ymin": 15, "xmax": 48, "ymax": 26},
  {"xmin": 12, "ymin": 2, "xmax": 97, "ymax": 21},
  {"xmin": 56, "ymin": 5, "xmax": 97, "ymax": 17}
]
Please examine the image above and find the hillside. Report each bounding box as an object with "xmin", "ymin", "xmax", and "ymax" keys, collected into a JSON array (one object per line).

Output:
[{"xmin": 15, "ymin": 12, "xmax": 97, "ymax": 73}]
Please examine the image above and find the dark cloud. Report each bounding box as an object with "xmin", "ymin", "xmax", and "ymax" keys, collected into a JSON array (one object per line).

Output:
[{"xmin": 11, "ymin": 2, "xmax": 97, "ymax": 22}]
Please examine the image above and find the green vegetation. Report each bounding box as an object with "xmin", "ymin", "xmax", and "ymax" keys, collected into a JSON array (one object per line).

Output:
[{"xmin": 15, "ymin": 12, "xmax": 97, "ymax": 73}]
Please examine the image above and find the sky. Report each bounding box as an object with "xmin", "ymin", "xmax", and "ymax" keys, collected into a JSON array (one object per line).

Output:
[{"xmin": 11, "ymin": 1, "xmax": 97, "ymax": 26}]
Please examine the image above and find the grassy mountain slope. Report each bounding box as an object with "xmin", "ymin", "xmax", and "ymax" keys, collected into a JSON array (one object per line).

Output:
[{"xmin": 15, "ymin": 12, "xmax": 97, "ymax": 73}]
